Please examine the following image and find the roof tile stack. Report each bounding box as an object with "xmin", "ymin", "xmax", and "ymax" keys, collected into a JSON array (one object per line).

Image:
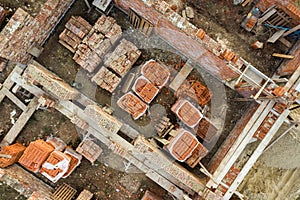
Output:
[
  {"xmin": 0, "ymin": 0, "xmax": 74, "ymax": 66},
  {"xmin": 0, "ymin": 143, "xmax": 26, "ymax": 168},
  {"xmin": 23, "ymin": 62, "xmax": 80, "ymax": 100},
  {"xmin": 104, "ymin": 39, "xmax": 141, "ymax": 77},
  {"xmin": 91, "ymin": 66, "xmax": 121, "ymax": 93},
  {"xmin": 117, "ymin": 92, "xmax": 148, "ymax": 120},
  {"xmin": 18, "ymin": 140, "xmax": 55, "ymax": 173}
]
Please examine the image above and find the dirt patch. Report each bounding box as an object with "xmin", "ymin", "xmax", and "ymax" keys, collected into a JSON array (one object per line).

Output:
[
  {"xmin": 186, "ymin": 0, "xmax": 286, "ymax": 76},
  {"xmin": 0, "ymin": 0, "xmax": 47, "ymax": 17},
  {"xmin": 0, "ymin": 181, "xmax": 26, "ymax": 200}
]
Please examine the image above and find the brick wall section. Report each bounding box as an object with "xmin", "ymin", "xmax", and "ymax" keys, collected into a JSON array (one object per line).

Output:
[
  {"xmin": 208, "ymin": 102, "xmax": 259, "ymax": 173},
  {"xmin": 114, "ymin": 0, "xmax": 241, "ymax": 81},
  {"xmin": 0, "ymin": 0, "xmax": 74, "ymax": 64},
  {"xmin": 256, "ymin": 0, "xmax": 300, "ymax": 25}
]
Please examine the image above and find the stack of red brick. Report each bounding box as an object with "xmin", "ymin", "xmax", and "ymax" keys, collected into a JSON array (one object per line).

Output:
[
  {"xmin": 117, "ymin": 92, "xmax": 148, "ymax": 120},
  {"xmin": 0, "ymin": 0, "xmax": 75, "ymax": 65},
  {"xmin": 91, "ymin": 67, "xmax": 121, "ymax": 93},
  {"xmin": 60, "ymin": 15, "xmax": 122, "ymax": 73}
]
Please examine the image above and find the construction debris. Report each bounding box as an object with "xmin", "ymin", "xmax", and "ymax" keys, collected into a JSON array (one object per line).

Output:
[
  {"xmin": 105, "ymin": 39, "xmax": 141, "ymax": 77},
  {"xmin": 251, "ymin": 41, "xmax": 264, "ymax": 49},
  {"xmin": 91, "ymin": 66, "xmax": 121, "ymax": 93},
  {"xmin": 117, "ymin": 92, "xmax": 148, "ymax": 120},
  {"xmin": 0, "ymin": 143, "xmax": 26, "ymax": 168}
]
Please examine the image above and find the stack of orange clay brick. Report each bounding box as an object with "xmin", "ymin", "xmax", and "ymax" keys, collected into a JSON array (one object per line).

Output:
[
  {"xmin": 18, "ymin": 138, "xmax": 82, "ymax": 183},
  {"xmin": 117, "ymin": 92, "xmax": 148, "ymax": 120},
  {"xmin": 133, "ymin": 77, "xmax": 159, "ymax": 104},
  {"xmin": 176, "ymin": 80, "xmax": 212, "ymax": 107},
  {"xmin": 0, "ymin": 0, "xmax": 75, "ymax": 65}
]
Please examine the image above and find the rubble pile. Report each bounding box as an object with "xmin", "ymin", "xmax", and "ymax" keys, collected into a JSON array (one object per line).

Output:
[
  {"xmin": 0, "ymin": 0, "xmax": 75, "ymax": 65},
  {"xmin": 91, "ymin": 66, "xmax": 121, "ymax": 93}
]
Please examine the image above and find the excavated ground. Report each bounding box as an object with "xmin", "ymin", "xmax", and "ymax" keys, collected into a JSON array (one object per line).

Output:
[{"xmin": 0, "ymin": 0, "xmax": 299, "ymax": 200}]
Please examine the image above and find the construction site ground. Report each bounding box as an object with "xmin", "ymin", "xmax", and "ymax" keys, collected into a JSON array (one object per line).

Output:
[{"xmin": 0, "ymin": 0, "xmax": 299, "ymax": 200}]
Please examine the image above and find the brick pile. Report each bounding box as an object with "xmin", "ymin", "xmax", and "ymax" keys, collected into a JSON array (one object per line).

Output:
[
  {"xmin": 91, "ymin": 66, "xmax": 121, "ymax": 93},
  {"xmin": 76, "ymin": 139, "xmax": 103, "ymax": 164},
  {"xmin": 0, "ymin": 0, "xmax": 75, "ymax": 65},
  {"xmin": 18, "ymin": 138, "xmax": 82, "ymax": 183},
  {"xmin": 105, "ymin": 39, "xmax": 141, "ymax": 77},
  {"xmin": 23, "ymin": 62, "xmax": 80, "ymax": 100},
  {"xmin": 171, "ymin": 98, "xmax": 203, "ymax": 128},
  {"xmin": 117, "ymin": 92, "xmax": 148, "ymax": 120},
  {"xmin": 0, "ymin": 143, "xmax": 26, "ymax": 168},
  {"xmin": 132, "ymin": 76, "xmax": 159, "ymax": 104},
  {"xmin": 59, "ymin": 16, "xmax": 92, "ymax": 53},
  {"xmin": 141, "ymin": 60, "xmax": 170, "ymax": 88},
  {"xmin": 60, "ymin": 15, "xmax": 122, "ymax": 73},
  {"xmin": 175, "ymin": 80, "xmax": 212, "ymax": 107}
]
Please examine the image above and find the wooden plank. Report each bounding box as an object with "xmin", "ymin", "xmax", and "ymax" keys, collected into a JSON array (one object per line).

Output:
[
  {"xmin": 242, "ymin": 0, "xmax": 252, "ymax": 7},
  {"xmin": 257, "ymin": 8, "xmax": 277, "ymax": 26},
  {"xmin": 272, "ymin": 53, "xmax": 295, "ymax": 59},
  {"xmin": 283, "ymin": 24, "xmax": 300, "ymax": 37},
  {"xmin": 267, "ymin": 29, "xmax": 286, "ymax": 43},
  {"xmin": 278, "ymin": 37, "xmax": 292, "ymax": 48},
  {"xmin": 1, "ymin": 88, "xmax": 27, "ymax": 111},
  {"xmin": 169, "ymin": 61, "xmax": 193, "ymax": 91},
  {"xmin": 0, "ymin": 97, "xmax": 38, "ymax": 146},
  {"xmin": 207, "ymin": 101, "xmax": 275, "ymax": 188},
  {"xmin": 223, "ymin": 110, "xmax": 289, "ymax": 200}
]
